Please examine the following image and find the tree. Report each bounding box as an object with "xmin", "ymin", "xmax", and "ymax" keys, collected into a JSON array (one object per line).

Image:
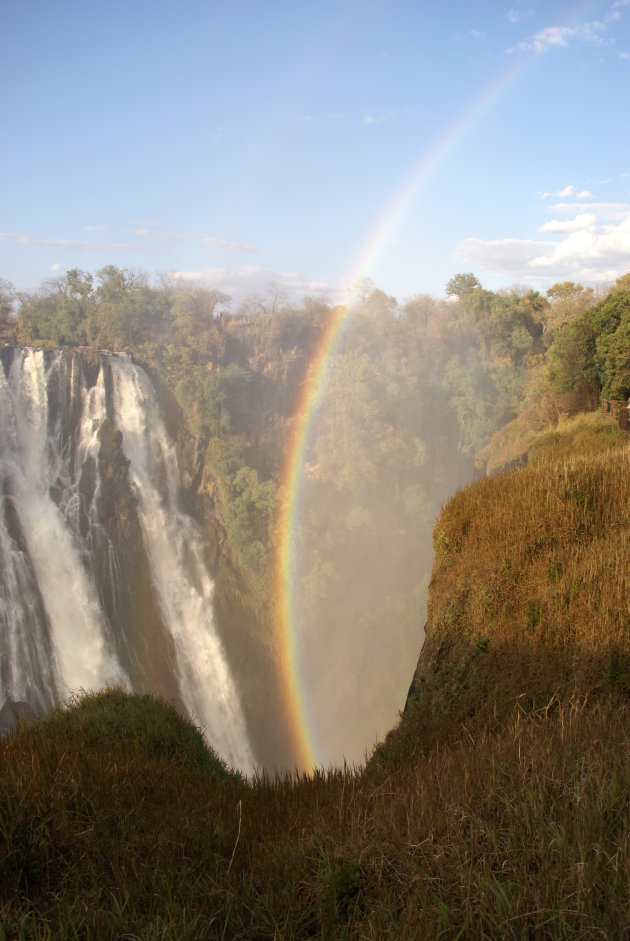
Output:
[
  {"xmin": 172, "ymin": 287, "xmax": 230, "ymax": 333},
  {"xmin": 544, "ymin": 281, "xmax": 594, "ymax": 335},
  {"xmin": 96, "ymin": 265, "xmax": 147, "ymax": 301},
  {"xmin": 547, "ymin": 316, "xmax": 599, "ymax": 405},
  {"xmin": 0, "ymin": 279, "xmax": 15, "ymax": 325},
  {"xmin": 445, "ymin": 273, "xmax": 481, "ymax": 298},
  {"xmin": 66, "ymin": 268, "xmax": 94, "ymax": 300},
  {"xmin": 612, "ymin": 271, "xmax": 630, "ymax": 294},
  {"xmin": 352, "ymin": 277, "xmax": 376, "ymax": 303}
]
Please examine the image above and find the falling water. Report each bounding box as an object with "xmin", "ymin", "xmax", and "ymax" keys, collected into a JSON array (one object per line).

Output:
[{"xmin": 0, "ymin": 347, "xmax": 253, "ymax": 772}]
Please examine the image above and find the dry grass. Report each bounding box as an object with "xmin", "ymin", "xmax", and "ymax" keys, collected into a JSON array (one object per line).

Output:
[
  {"xmin": 3, "ymin": 695, "xmax": 630, "ymax": 939},
  {"xmin": 3, "ymin": 419, "xmax": 630, "ymax": 938},
  {"xmin": 477, "ymin": 407, "xmax": 626, "ymax": 476},
  {"xmin": 415, "ymin": 433, "xmax": 630, "ymax": 738}
]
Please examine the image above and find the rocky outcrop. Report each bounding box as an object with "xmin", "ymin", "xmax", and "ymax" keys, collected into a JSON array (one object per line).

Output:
[
  {"xmin": 97, "ymin": 418, "xmax": 138, "ymax": 544},
  {"xmin": 0, "ymin": 699, "xmax": 39, "ymax": 737}
]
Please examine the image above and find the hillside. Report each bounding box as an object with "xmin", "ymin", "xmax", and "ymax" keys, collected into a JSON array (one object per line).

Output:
[
  {"xmin": 3, "ymin": 418, "xmax": 630, "ymax": 938},
  {"xmin": 380, "ymin": 412, "xmax": 630, "ymax": 753}
]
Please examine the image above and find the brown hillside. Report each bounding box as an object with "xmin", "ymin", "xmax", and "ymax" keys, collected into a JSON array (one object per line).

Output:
[{"xmin": 397, "ymin": 432, "xmax": 630, "ymax": 756}]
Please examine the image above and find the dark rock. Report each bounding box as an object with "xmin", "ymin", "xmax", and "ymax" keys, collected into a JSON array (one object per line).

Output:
[{"xmin": 0, "ymin": 699, "xmax": 40, "ymax": 737}]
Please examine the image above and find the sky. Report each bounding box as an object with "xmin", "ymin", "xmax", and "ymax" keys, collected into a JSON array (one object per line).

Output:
[{"xmin": 1, "ymin": 0, "xmax": 629, "ymax": 308}]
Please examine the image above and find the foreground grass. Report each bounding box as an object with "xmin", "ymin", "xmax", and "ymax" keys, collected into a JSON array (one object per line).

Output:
[
  {"xmin": 3, "ymin": 422, "xmax": 630, "ymax": 938},
  {"xmin": 2, "ymin": 693, "xmax": 630, "ymax": 939}
]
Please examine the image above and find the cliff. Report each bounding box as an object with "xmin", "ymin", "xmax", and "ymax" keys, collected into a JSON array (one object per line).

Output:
[{"xmin": 386, "ymin": 413, "xmax": 630, "ymax": 760}]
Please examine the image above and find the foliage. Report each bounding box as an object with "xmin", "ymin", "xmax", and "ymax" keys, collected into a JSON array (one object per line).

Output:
[
  {"xmin": 548, "ymin": 289, "xmax": 630, "ymax": 401},
  {"xmin": 0, "ymin": 279, "xmax": 15, "ymax": 325},
  {"xmin": 3, "ymin": 267, "xmax": 630, "ymax": 931},
  {"xmin": 544, "ymin": 280, "xmax": 596, "ymax": 335},
  {"xmin": 42, "ymin": 687, "xmax": 239, "ymax": 780},
  {"xmin": 445, "ymin": 271, "xmax": 481, "ymax": 296},
  {"xmin": 5, "ymin": 433, "xmax": 630, "ymax": 935},
  {"xmin": 6, "ymin": 265, "xmax": 630, "ymax": 768}
]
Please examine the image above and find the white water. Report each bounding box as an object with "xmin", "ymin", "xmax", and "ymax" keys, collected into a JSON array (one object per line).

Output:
[
  {"xmin": 0, "ymin": 350, "xmax": 126, "ymax": 703},
  {"xmin": 107, "ymin": 355, "xmax": 253, "ymax": 771},
  {"xmin": 0, "ymin": 348, "xmax": 253, "ymax": 772}
]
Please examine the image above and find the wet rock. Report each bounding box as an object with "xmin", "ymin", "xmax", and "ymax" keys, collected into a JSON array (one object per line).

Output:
[{"xmin": 0, "ymin": 699, "xmax": 40, "ymax": 737}]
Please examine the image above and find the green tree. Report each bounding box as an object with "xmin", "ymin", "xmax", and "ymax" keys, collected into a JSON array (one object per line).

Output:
[
  {"xmin": 544, "ymin": 281, "xmax": 595, "ymax": 336},
  {"xmin": 445, "ymin": 273, "xmax": 481, "ymax": 298},
  {"xmin": 548, "ymin": 315, "xmax": 599, "ymax": 405},
  {"xmin": 611, "ymin": 271, "xmax": 630, "ymax": 294},
  {"xmin": 0, "ymin": 279, "xmax": 15, "ymax": 325},
  {"xmin": 592, "ymin": 291, "xmax": 630, "ymax": 398}
]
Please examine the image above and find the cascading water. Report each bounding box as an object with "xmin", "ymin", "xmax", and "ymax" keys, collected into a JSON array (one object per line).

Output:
[{"xmin": 0, "ymin": 347, "xmax": 253, "ymax": 772}]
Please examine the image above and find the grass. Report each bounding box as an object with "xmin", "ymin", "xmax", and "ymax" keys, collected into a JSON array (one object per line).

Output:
[
  {"xmin": 477, "ymin": 407, "xmax": 628, "ymax": 475},
  {"xmin": 3, "ymin": 694, "xmax": 630, "ymax": 938},
  {"xmin": 3, "ymin": 416, "xmax": 630, "ymax": 938}
]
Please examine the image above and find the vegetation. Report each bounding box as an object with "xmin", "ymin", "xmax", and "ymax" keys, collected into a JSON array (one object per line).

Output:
[
  {"xmin": 3, "ymin": 266, "xmax": 630, "ymax": 933},
  {"xmin": 37, "ymin": 688, "xmax": 240, "ymax": 781},
  {"xmin": 4, "ymin": 423, "xmax": 630, "ymax": 936},
  {"xmin": 385, "ymin": 424, "xmax": 630, "ymax": 758},
  {"xmin": 2, "ymin": 266, "xmax": 630, "ymax": 762}
]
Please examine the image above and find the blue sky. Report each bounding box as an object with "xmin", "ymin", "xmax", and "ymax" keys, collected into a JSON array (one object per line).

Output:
[{"xmin": 2, "ymin": 0, "xmax": 629, "ymax": 306}]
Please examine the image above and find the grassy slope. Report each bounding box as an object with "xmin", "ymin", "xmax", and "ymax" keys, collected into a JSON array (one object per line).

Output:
[
  {"xmin": 3, "ymin": 414, "xmax": 630, "ymax": 939},
  {"xmin": 389, "ymin": 413, "xmax": 630, "ymax": 757}
]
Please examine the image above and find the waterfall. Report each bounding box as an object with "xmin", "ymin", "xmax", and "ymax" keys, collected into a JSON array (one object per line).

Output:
[{"xmin": 0, "ymin": 347, "xmax": 253, "ymax": 772}]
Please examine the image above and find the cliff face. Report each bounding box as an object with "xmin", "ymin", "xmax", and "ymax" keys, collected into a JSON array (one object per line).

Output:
[
  {"xmin": 94, "ymin": 415, "xmax": 182, "ymax": 705},
  {"xmin": 396, "ymin": 431, "xmax": 630, "ymax": 756}
]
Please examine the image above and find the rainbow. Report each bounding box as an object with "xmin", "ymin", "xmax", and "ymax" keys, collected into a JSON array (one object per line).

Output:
[{"xmin": 273, "ymin": 0, "xmax": 601, "ymax": 771}]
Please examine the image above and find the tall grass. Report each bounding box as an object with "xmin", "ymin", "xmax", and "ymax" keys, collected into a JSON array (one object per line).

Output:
[
  {"xmin": 3, "ymin": 418, "xmax": 630, "ymax": 938},
  {"xmin": 416, "ymin": 437, "xmax": 630, "ymax": 738},
  {"xmin": 3, "ymin": 694, "xmax": 630, "ymax": 938}
]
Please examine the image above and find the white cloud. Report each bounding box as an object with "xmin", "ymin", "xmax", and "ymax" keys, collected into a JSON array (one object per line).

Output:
[
  {"xmin": 619, "ymin": 50, "xmax": 630, "ymax": 59},
  {"xmin": 16, "ymin": 234, "xmax": 92, "ymax": 249},
  {"xmin": 455, "ymin": 204, "xmax": 630, "ymax": 286},
  {"xmin": 507, "ymin": 8, "xmax": 534, "ymax": 24},
  {"xmin": 167, "ymin": 265, "xmax": 334, "ymax": 308},
  {"xmin": 455, "ymin": 237, "xmax": 551, "ymax": 274},
  {"xmin": 202, "ymin": 236, "xmax": 257, "ymax": 254},
  {"xmin": 134, "ymin": 227, "xmax": 185, "ymax": 241},
  {"xmin": 541, "ymin": 184, "xmax": 575, "ymax": 198},
  {"xmin": 577, "ymin": 190, "xmax": 595, "ymax": 199},
  {"xmin": 510, "ymin": 25, "xmax": 573, "ymax": 53},
  {"xmin": 530, "ymin": 216, "xmax": 630, "ymax": 269},
  {"xmin": 508, "ymin": 4, "xmax": 627, "ymax": 55},
  {"xmin": 548, "ymin": 201, "xmax": 630, "ymax": 220},
  {"xmin": 361, "ymin": 110, "xmax": 394, "ymax": 126},
  {"xmin": 50, "ymin": 263, "xmax": 61, "ymax": 272},
  {"xmin": 84, "ymin": 225, "xmax": 108, "ymax": 233},
  {"xmin": 0, "ymin": 231, "xmax": 137, "ymax": 252},
  {"xmin": 539, "ymin": 213, "xmax": 597, "ymax": 233}
]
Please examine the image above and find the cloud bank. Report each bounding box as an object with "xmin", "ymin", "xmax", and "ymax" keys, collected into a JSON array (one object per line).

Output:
[{"xmin": 455, "ymin": 199, "xmax": 630, "ymax": 286}]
